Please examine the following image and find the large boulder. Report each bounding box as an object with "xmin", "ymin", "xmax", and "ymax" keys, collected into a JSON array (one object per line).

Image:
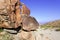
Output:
[
  {"xmin": 22, "ymin": 15, "xmax": 39, "ymax": 31},
  {"xmin": 14, "ymin": 30, "xmax": 35, "ymax": 40},
  {"xmin": 21, "ymin": 4, "xmax": 30, "ymax": 16},
  {"xmin": 0, "ymin": 0, "xmax": 21, "ymax": 28},
  {"xmin": 0, "ymin": 0, "xmax": 39, "ymax": 31},
  {"xmin": 0, "ymin": 0, "xmax": 10, "ymax": 15},
  {"xmin": 0, "ymin": 0, "xmax": 11, "ymax": 28}
]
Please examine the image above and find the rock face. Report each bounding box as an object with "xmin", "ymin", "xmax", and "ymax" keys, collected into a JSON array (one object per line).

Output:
[
  {"xmin": 0, "ymin": 0, "xmax": 39, "ymax": 30},
  {"xmin": 0, "ymin": 0, "xmax": 39, "ymax": 40},
  {"xmin": 22, "ymin": 16, "xmax": 39, "ymax": 31},
  {"xmin": 0, "ymin": 0, "xmax": 22, "ymax": 28},
  {"xmin": 17, "ymin": 31, "xmax": 35, "ymax": 40},
  {"xmin": 21, "ymin": 4, "xmax": 30, "ymax": 16},
  {"xmin": 0, "ymin": 0, "xmax": 11, "ymax": 28}
]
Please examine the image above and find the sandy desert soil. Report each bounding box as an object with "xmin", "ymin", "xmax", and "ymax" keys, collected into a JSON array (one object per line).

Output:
[
  {"xmin": 0, "ymin": 27, "xmax": 60, "ymax": 40},
  {"xmin": 34, "ymin": 28, "xmax": 60, "ymax": 40}
]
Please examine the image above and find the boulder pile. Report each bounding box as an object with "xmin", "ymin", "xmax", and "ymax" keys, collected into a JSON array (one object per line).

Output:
[{"xmin": 0, "ymin": 0, "xmax": 39, "ymax": 40}]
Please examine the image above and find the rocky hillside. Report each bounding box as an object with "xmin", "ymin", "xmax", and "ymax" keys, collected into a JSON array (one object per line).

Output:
[{"xmin": 41, "ymin": 20, "xmax": 60, "ymax": 29}]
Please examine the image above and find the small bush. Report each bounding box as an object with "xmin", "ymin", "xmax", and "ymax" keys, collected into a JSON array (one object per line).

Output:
[{"xmin": 0, "ymin": 28, "xmax": 3, "ymax": 32}]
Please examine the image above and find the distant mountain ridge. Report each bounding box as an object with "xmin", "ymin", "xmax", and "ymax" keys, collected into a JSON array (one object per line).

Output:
[{"xmin": 43, "ymin": 20, "xmax": 60, "ymax": 27}]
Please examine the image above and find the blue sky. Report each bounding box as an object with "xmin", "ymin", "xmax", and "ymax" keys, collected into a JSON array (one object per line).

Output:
[{"xmin": 21, "ymin": 0, "xmax": 60, "ymax": 23}]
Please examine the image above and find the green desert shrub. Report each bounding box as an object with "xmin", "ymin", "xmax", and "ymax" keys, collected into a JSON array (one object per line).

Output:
[
  {"xmin": 41, "ymin": 25, "xmax": 53, "ymax": 29},
  {"xmin": 0, "ymin": 32, "xmax": 13, "ymax": 40},
  {"xmin": 0, "ymin": 28, "xmax": 3, "ymax": 32}
]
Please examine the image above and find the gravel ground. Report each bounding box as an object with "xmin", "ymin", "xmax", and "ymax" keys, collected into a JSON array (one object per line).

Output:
[
  {"xmin": 34, "ymin": 28, "xmax": 60, "ymax": 40},
  {"xmin": 0, "ymin": 28, "xmax": 60, "ymax": 40}
]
